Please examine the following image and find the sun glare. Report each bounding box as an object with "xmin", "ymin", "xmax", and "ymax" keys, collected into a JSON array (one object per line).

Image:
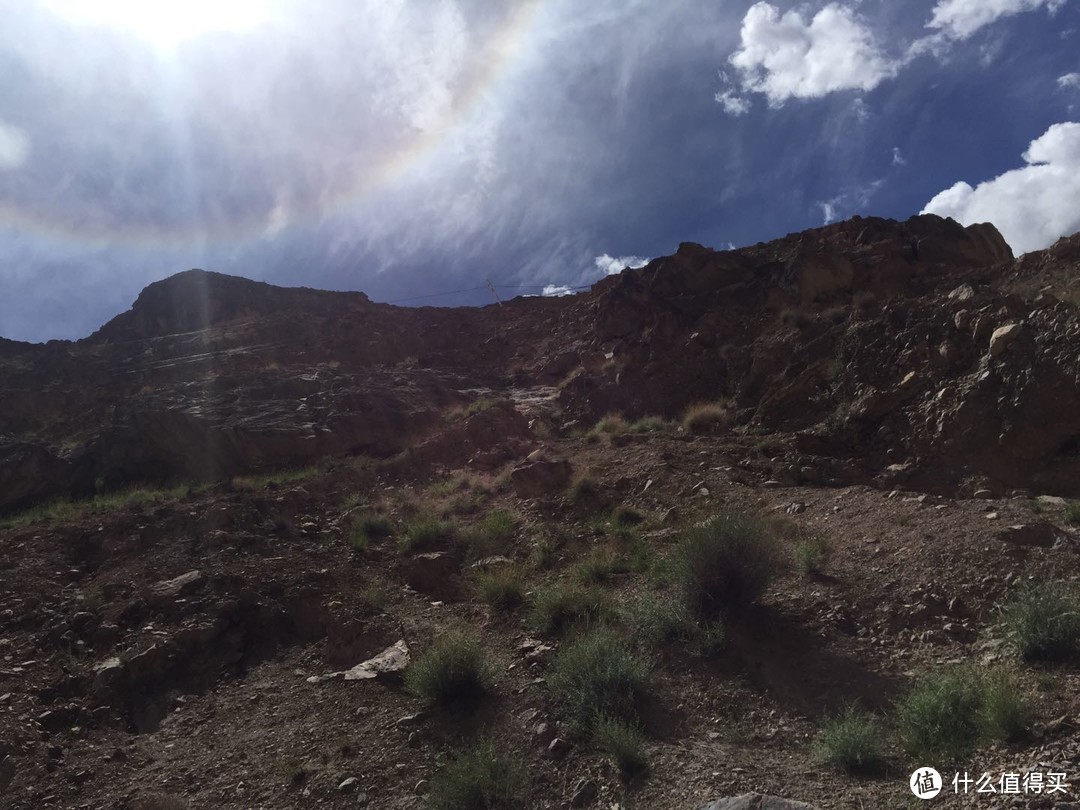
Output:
[{"xmin": 42, "ymin": 0, "xmax": 275, "ymax": 50}]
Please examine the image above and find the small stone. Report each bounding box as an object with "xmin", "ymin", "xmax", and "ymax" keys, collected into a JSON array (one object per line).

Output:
[
  {"xmin": 396, "ymin": 711, "xmax": 427, "ymax": 727},
  {"xmin": 985, "ymin": 512, "xmax": 999, "ymax": 520},
  {"xmin": 338, "ymin": 777, "xmax": 359, "ymax": 793},
  {"xmin": 761, "ymin": 480, "xmax": 782, "ymax": 489},
  {"xmin": 973, "ymin": 489, "xmax": 993, "ymax": 499},
  {"xmin": 414, "ymin": 779, "xmax": 429, "ymax": 795}
]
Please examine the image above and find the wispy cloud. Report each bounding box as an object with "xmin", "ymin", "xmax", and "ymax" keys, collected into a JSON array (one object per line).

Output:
[
  {"xmin": 926, "ymin": 0, "xmax": 1067, "ymax": 41},
  {"xmin": 816, "ymin": 179, "xmax": 886, "ymax": 225}
]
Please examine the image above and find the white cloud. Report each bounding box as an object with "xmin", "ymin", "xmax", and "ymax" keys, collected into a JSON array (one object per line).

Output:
[
  {"xmin": 1060, "ymin": 72, "xmax": 1080, "ymax": 89},
  {"xmin": 542, "ymin": 284, "xmax": 574, "ymax": 297},
  {"xmin": 0, "ymin": 121, "xmax": 29, "ymax": 170},
  {"xmin": 927, "ymin": 0, "xmax": 1066, "ymax": 40},
  {"xmin": 892, "ymin": 146, "xmax": 906, "ymax": 165},
  {"xmin": 921, "ymin": 121, "xmax": 1080, "ymax": 254},
  {"xmin": 594, "ymin": 253, "xmax": 649, "ymax": 275},
  {"xmin": 726, "ymin": 2, "xmax": 898, "ymax": 107},
  {"xmin": 715, "ymin": 89, "xmax": 750, "ymax": 116}
]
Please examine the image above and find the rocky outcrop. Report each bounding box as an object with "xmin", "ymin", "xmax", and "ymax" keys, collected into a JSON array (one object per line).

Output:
[{"xmin": 3, "ymin": 213, "xmax": 1080, "ymax": 510}]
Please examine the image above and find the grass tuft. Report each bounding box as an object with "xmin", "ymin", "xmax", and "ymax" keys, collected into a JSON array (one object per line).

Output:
[
  {"xmin": 814, "ymin": 707, "xmax": 884, "ymax": 774},
  {"xmin": 1065, "ymin": 501, "xmax": 1080, "ymax": 526},
  {"xmin": 427, "ymin": 740, "xmax": 524, "ymax": 810},
  {"xmin": 793, "ymin": 533, "xmax": 830, "ymax": 576},
  {"xmin": 1000, "ymin": 582, "xmax": 1080, "ymax": 662},
  {"xmin": 528, "ymin": 583, "xmax": 615, "ymax": 635},
  {"xmin": 472, "ymin": 567, "xmax": 525, "ymax": 611},
  {"xmin": 674, "ymin": 513, "xmax": 781, "ymax": 618},
  {"xmin": 350, "ymin": 514, "xmax": 393, "ymax": 551},
  {"xmin": 682, "ymin": 402, "xmax": 729, "ymax": 435},
  {"xmin": 896, "ymin": 667, "xmax": 1030, "ymax": 762},
  {"xmin": 400, "ymin": 516, "xmax": 458, "ymax": 553},
  {"xmin": 550, "ymin": 628, "xmax": 649, "ymax": 732},
  {"xmin": 593, "ymin": 716, "xmax": 648, "ymax": 778},
  {"xmin": 405, "ymin": 632, "xmax": 490, "ymax": 705}
]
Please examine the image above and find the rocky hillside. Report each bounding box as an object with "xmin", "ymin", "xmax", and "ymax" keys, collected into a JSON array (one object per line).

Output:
[{"xmin": 1, "ymin": 214, "xmax": 1079, "ymax": 809}]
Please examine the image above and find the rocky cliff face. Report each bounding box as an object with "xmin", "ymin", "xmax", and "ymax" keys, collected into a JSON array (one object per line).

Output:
[{"xmin": 2, "ymin": 213, "xmax": 1079, "ymax": 511}]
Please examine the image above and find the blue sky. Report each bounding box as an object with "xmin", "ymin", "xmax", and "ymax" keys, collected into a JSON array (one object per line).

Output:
[{"xmin": 1, "ymin": 0, "xmax": 1078, "ymax": 342}]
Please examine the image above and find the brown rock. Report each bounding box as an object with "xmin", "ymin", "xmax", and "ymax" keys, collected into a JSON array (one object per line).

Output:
[
  {"xmin": 996, "ymin": 523, "xmax": 1063, "ymax": 548},
  {"xmin": 343, "ymin": 640, "xmax": 410, "ymax": 682},
  {"xmin": 989, "ymin": 323, "xmax": 1023, "ymax": 356}
]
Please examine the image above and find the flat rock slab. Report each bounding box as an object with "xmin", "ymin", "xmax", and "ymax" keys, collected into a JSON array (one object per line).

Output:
[
  {"xmin": 344, "ymin": 640, "xmax": 410, "ymax": 681},
  {"xmin": 149, "ymin": 570, "xmax": 204, "ymax": 600},
  {"xmin": 698, "ymin": 794, "xmax": 818, "ymax": 810}
]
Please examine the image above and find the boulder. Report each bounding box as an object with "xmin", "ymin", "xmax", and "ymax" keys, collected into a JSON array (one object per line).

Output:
[{"xmin": 989, "ymin": 323, "xmax": 1023, "ymax": 356}]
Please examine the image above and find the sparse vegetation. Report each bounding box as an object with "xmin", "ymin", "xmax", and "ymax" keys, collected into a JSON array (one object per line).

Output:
[
  {"xmin": 628, "ymin": 415, "xmax": 670, "ymax": 434},
  {"xmin": 593, "ymin": 715, "xmax": 649, "ymax": 777},
  {"xmin": 550, "ymin": 628, "xmax": 649, "ymax": 732},
  {"xmin": 568, "ymin": 473, "xmax": 601, "ymax": 504},
  {"xmin": 400, "ymin": 516, "xmax": 458, "ymax": 553},
  {"xmin": 350, "ymin": 513, "xmax": 393, "ymax": 551},
  {"xmin": 427, "ymin": 740, "xmax": 524, "ymax": 810},
  {"xmin": 405, "ymin": 632, "xmax": 490, "ymax": 705},
  {"xmin": 593, "ymin": 413, "xmax": 630, "ymax": 435},
  {"xmin": 896, "ymin": 667, "xmax": 1030, "ymax": 761},
  {"xmin": 0, "ymin": 484, "xmax": 194, "ymax": 529},
  {"xmin": 674, "ymin": 513, "xmax": 782, "ymax": 618},
  {"xmin": 472, "ymin": 566, "xmax": 525, "ymax": 611},
  {"xmin": 230, "ymin": 466, "xmax": 317, "ymax": 491},
  {"xmin": 682, "ymin": 401, "xmax": 729, "ymax": 435},
  {"xmin": 1065, "ymin": 500, "xmax": 1080, "ymax": 525},
  {"xmin": 528, "ymin": 583, "xmax": 615, "ymax": 635},
  {"xmin": 1000, "ymin": 582, "xmax": 1080, "ymax": 662},
  {"xmin": 446, "ymin": 397, "xmax": 509, "ymax": 422},
  {"xmin": 464, "ymin": 509, "xmax": 517, "ymax": 558},
  {"xmin": 793, "ymin": 533, "xmax": 830, "ymax": 576},
  {"xmin": 814, "ymin": 707, "xmax": 884, "ymax": 774}
]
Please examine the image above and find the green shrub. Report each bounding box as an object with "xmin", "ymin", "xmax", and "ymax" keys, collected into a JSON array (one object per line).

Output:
[
  {"xmin": 631, "ymin": 594, "xmax": 692, "ymax": 647},
  {"xmin": 1001, "ymin": 583, "xmax": 1080, "ymax": 662},
  {"xmin": 593, "ymin": 716, "xmax": 648, "ymax": 777},
  {"xmin": 629, "ymin": 416, "xmax": 670, "ymax": 434},
  {"xmin": 979, "ymin": 669, "xmax": 1030, "ymax": 743},
  {"xmin": 550, "ymin": 629, "xmax": 649, "ymax": 732},
  {"xmin": 465, "ymin": 509, "xmax": 517, "ymax": 557},
  {"xmin": 675, "ymin": 513, "xmax": 781, "ymax": 618},
  {"xmin": 350, "ymin": 514, "xmax": 393, "ymax": 551},
  {"xmin": 896, "ymin": 667, "xmax": 1030, "ymax": 762},
  {"xmin": 682, "ymin": 402, "xmax": 728, "ymax": 435},
  {"xmin": 794, "ymin": 534, "xmax": 830, "ymax": 576},
  {"xmin": 427, "ymin": 740, "xmax": 524, "ymax": 810},
  {"xmin": 814, "ymin": 707, "xmax": 884, "ymax": 774},
  {"xmin": 1065, "ymin": 501, "xmax": 1080, "ymax": 526},
  {"xmin": 400, "ymin": 516, "xmax": 457, "ymax": 553},
  {"xmin": 593, "ymin": 413, "xmax": 630, "ymax": 435},
  {"xmin": 528, "ymin": 583, "xmax": 615, "ymax": 635},
  {"xmin": 473, "ymin": 567, "xmax": 525, "ymax": 611},
  {"xmin": 896, "ymin": 670, "xmax": 981, "ymax": 761},
  {"xmin": 405, "ymin": 633, "xmax": 490, "ymax": 704}
]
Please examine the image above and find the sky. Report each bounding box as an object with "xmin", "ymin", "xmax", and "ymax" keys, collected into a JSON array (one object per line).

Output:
[{"xmin": 1, "ymin": 0, "xmax": 1079, "ymax": 342}]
